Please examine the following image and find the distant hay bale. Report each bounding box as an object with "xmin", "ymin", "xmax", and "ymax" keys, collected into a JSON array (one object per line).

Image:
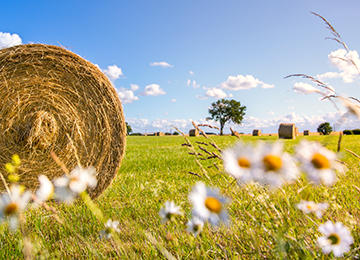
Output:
[
  {"xmin": 155, "ymin": 132, "xmax": 165, "ymax": 136},
  {"xmin": 295, "ymin": 127, "xmax": 299, "ymax": 137},
  {"xmin": 189, "ymin": 129, "xmax": 199, "ymax": 137},
  {"xmin": 304, "ymin": 130, "xmax": 310, "ymax": 136},
  {"xmin": 253, "ymin": 129, "xmax": 261, "ymax": 136},
  {"xmin": 0, "ymin": 44, "xmax": 126, "ymax": 199},
  {"xmin": 278, "ymin": 123, "xmax": 296, "ymax": 139}
]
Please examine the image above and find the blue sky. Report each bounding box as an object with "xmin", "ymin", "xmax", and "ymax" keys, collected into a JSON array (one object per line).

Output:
[{"xmin": 1, "ymin": 0, "xmax": 360, "ymax": 134}]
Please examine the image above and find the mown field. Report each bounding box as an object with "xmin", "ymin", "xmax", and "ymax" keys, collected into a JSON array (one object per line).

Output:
[{"xmin": 1, "ymin": 134, "xmax": 360, "ymax": 259}]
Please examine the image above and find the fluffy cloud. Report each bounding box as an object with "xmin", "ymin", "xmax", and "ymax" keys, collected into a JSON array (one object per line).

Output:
[
  {"xmin": 218, "ymin": 74, "xmax": 274, "ymax": 90},
  {"xmin": 268, "ymin": 111, "xmax": 275, "ymax": 115},
  {"xmin": 117, "ymin": 87, "xmax": 139, "ymax": 104},
  {"xmin": 171, "ymin": 99, "xmax": 177, "ymax": 102},
  {"xmin": 0, "ymin": 32, "xmax": 22, "ymax": 48},
  {"xmin": 187, "ymin": 80, "xmax": 200, "ymax": 88},
  {"xmin": 196, "ymin": 87, "xmax": 229, "ymax": 100},
  {"xmin": 316, "ymin": 49, "xmax": 360, "ymax": 83},
  {"xmin": 139, "ymin": 84, "xmax": 166, "ymax": 96},
  {"xmin": 103, "ymin": 65, "xmax": 123, "ymax": 82},
  {"xmin": 130, "ymin": 84, "xmax": 140, "ymax": 91},
  {"xmin": 189, "ymin": 71, "xmax": 194, "ymax": 75},
  {"xmin": 150, "ymin": 61, "xmax": 173, "ymax": 68},
  {"xmin": 293, "ymin": 82, "xmax": 319, "ymax": 94}
]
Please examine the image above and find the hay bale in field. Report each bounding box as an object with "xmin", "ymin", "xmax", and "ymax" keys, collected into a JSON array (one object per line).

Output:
[
  {"xmin": 0, "ymin": 44, "xmax": 126, "ymax": 199},
  {"xmin": 278, "ymin": 123, "xmax": 296, "ymax": 139},
  {"xmin": 304, "ymin": 130, "xmax": 310, "ymax": 136},
  {"xmin": 189, "ymin": 129, "xmax": 199, "ymax": 137},
  {"xmin": 295, "ymin": 127, "xmax": 299, "ymax": 137},
  {"xmin": 253, "ymin": 129, "xmax": 261, "ymax": 136},
  {"xmin": 155, "ymin": 132, "xmax": 165, "ymax": 136}
]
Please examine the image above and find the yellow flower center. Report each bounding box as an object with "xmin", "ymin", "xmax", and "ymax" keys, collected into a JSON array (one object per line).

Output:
[
  {"xmin": 105, "ymin": 227, "xmax": 114, "ymax": 234},
  {"xmin": 328, "ymin": 233, "xmax": 340, "ymax": 245},
  {"xmin": 238, "ymin": 157, "xmax": 251, "ymax": 168},
  {"xmin": 263, "ymin": 154, "xmax": 282, "ymax": 171},
  {"xmin": 306, "ymin": 204, "xmax": 313, "ymax": 210},
  {"xmin": 4, "ymin": 202, "xmax": 18, "ymax": 216},
  {"xmin": 311, "ymin": 153, "xmax": 330, "ymax": 169},
  {"xmin": 205, "ymin": 197, "xmax": 222, "ymax": 213}
]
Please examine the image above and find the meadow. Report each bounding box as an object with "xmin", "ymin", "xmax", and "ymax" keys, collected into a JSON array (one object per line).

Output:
[{"xmin": 1, "ymin": 133, "xmax": 360, "ymax": 259}]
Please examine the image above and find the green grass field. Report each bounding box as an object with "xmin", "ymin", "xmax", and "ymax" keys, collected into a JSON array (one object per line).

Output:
[{"xmin": 1, "ymin": 134, "xmax": 360, "ymax": 259}]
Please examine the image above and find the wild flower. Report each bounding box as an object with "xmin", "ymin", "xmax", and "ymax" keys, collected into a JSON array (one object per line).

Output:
[
  {"xmin": 159, "ymin": 201, "xmax": 183, "ymax": 223},
  {"xmin": 0, "ymin": 185, "xmax": 31, "ymax": 230},
  {"xmin": 100, "ymin": 219, "xmax": 120, "ymax": 239},
  {"xmin": 189, "ymin": 182, "xmax": 229, "ymax": 226},
  {"xmin": 317, "ymin": 221, "xmax": 353, "ymax": 257},
  {"xmin": 35, "ymin": 175, "xmax": 54, "ymax": 202},
  {"xmin": 255, "ymin": 142, "xmax": 299, "ymax": 189},
  {"xmin": 54, "ymin": 165, "xmax": 97, "ymax": 203},
  {"xmin": 187, "ymin": 216, "xmax": 204, "ymax": 237},
  {"xmin": 296, "ymin": 200, "xmax": 328, "ymax": 218},
  {"xmin": 295, "ymin": 140, "xmax": 340, "ymax": 186},
  {"xmin": 222, "ymin": 142, "xmax": 257, "ymax": 184}
]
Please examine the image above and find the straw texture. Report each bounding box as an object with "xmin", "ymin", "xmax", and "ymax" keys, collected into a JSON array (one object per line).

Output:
[
  {"xmin": 0, "ymin": 44, "xmax": 126, "ymax": 199},
  {"xmin": 278, "ymin": 123, "xmax": 296, "ymax": 139}
]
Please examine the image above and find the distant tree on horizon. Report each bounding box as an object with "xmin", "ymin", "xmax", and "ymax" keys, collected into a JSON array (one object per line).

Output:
[
  {"xmin": 206, "ymin": 99, "xmax": 246, "ymax": 135},
  {"xmin": 317, "ymin": 122, "xmax": 333, "ymax": 135},
  {"xmin": 126, "ymin": 122, "xmax": 132, "ymax": 135}
]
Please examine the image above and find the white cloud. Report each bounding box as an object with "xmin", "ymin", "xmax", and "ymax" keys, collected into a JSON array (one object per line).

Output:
[
  {"xmin": 117, "ymin": 87, "xmax": 139, "ymax": 104},
  {"xmin": 205, "ymin": 88, "xmax": 229, "ymax": 99},
  {"xmin": 268, "ymin": 111, "xmax": 275, "ymax": 115},
  {"xmin": 316, "ymin": 49, "xmax": 360, "ymax": 83},
  {"xmin": 150, "ymin": 61, "xmax": 173, "ymax": 68},
  {"xmin": 228, "ymin": 93, "xmax": 234, "ymax": 97},
  {"xmin": 196, "ymin": 95, "xmax": 208, "ymax": 100},
  {"xmin": 218, "ymin": 74, "xmax": 274, "ymax": 90},
  {"xmin": 293, "ymin": 82, "xmax": 319, "ymax": 94},
  {"xmin": 261, "ymin": 83, "xmax": 275, "ymax": 89},
  {"xmin": 189, "ymin": 71, "xmax": 194, "ymax": 75},
  {"xmin": 130, "ymin": 84, "xmax": 140, "ymax": 91},
  {"xmin": 103, "ymin": 65, "xmax": 123, "ymax": 82},
  {"xmin": 191, "ymin": 80, "xmax": 200, "ymax": 88},
  {"xmin": 171, "ymin": 99, "xmax": 177, "ymax": 102},
  {"xmin": 288, "ymin": 106, "xmax": 294, "ymax": 109},
  {"xmin": 139, "ymin": 84, "xmax": 166, "ymax": 96},
  {"xmin": 187, "ymin": 79, "xmax": 191, "ymax": 86},
  {"xmin": 0, "ymin": 32, "xmax": 22, "ymax": 49}
]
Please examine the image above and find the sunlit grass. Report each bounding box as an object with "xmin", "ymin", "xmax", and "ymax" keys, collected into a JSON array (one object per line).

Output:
[{"xmin": 1, "ymin": 134, "xmax": 360, "ymax": 259}]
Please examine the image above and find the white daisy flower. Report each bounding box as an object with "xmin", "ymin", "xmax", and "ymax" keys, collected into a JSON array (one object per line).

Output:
[
  {"xmin": 0, "ymin": 185, "xmax": 31, "ymax": 230},
  {"xmin": 317, "ymin": 221, "xmax": 353, "ymax": 257},
  {"xmin": 295, "ymin": 140, "xmax": 338, "ymax": 186},
  {"xmin": 296, "ymin": 200, "xmax": 328, "ymax": 218},
  {"xmin": 54, "ymin": 165, "xmax": 97, "ymax": 203},
  {"xmin": 189, "ymin": 182, "xmax": 229, "ymax": 226},
  {"xmin": 187, "ymin": 216, "xmax": 204, "ymax": 237},
  {"xmin": 100, "ymin": 219, "xmax": 120, "ymax": 239},
  {"xmin": 159, "ymin": 201, "xmax": 183, "ymax": 223},
  {"xmin": 35, "ymin": 175, "xmax": 54, "ymax": 202},
  {"xmin": 222, "ymin": 142, "xmax": 256, "ymax": 183},
  {"xmin": 255, "ymin": 142, "xmax": 299, "ymax": 189}
]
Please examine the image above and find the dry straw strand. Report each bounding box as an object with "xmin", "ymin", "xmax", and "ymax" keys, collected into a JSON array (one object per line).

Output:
[{"xmin": 0, "ymin": 44, "xmax": 126, "ymax": 198}]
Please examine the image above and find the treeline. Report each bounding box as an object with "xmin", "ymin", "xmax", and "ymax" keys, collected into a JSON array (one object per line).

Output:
[{"xmin": 343, "ymin": 129, "xmax": 360, "ymax": 135}]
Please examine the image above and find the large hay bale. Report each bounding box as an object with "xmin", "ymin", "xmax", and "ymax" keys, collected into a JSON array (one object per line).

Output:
[
  {"xmin": 189, "ymin": 129, "xmax": 199, "ymax": 137},
  {"xmin": 155, "ymin": 132, "xmax": 165, "ymax": 136},
  {"xmin": 253, "ymin": 129, "xmax": 261, "ymax": 136},
  {"xmin": 304, "ymin": 130, "xmax": 310, "ymax": 136},
  {"xmin": 278, "ymin": 123, "xmax": 296, "ymax": 139},
  {"xmin": 0, "ymin": 44, "xmax": 126, "ymax": 199}
]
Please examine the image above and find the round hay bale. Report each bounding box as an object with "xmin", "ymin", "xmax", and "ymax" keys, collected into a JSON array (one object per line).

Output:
[
  {"xmin": 189, "ymin": 129, "xmax": 199, "ymax": 137},
  {"xmin": 278, "ymin": 123, "xmax": 295, "ymax": 139},
  {"xmin": 155, "ymin": 132, "xmax": 164, "ymax": 136},
  {"xmin": 253, "ymin": 129, "xmax": 261, "ymax": 136},
  {"xmin": 0, "ymin": 44, "xmax": 126, "ymax": 199},
  {"xmin": 304, "ymin": 130, "xmax": 310, "ymax": 136}
]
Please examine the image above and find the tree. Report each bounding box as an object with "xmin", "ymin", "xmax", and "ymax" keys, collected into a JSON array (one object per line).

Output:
[
  {"xmin": 206, "ymin": 99, "xmax": 246, "ymax": 135},
  {"xmin": 317, "ymin": 122, "xmax": 332, "ymax": 135},
  {"xmin": 126, "ymin": 122, "xmax": 132, "ymax": 135}
]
